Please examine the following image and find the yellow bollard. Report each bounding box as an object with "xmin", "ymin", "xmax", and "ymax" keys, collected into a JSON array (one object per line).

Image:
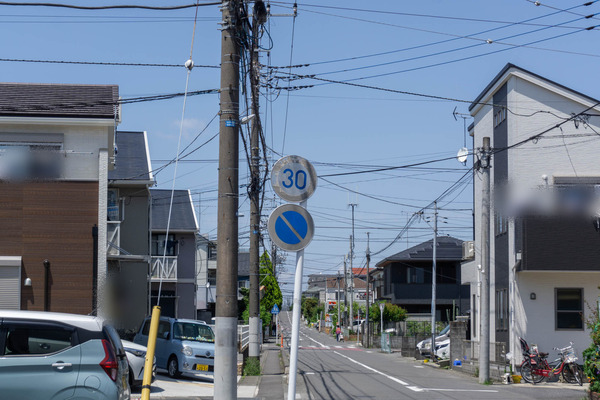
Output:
[{"xmin": 141, "ymin": 306, "xmax": 161, "ymax": 400}]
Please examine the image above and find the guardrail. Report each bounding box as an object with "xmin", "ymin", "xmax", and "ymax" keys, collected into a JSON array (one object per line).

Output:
[{"xmin": 238, "ymin": 324, "xmax": 250, "ymax": 352}]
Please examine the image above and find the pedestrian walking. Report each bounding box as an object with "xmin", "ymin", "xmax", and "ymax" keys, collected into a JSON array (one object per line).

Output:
[{"xmin": 336, "ymin": 325, "xmax": 341, "ymax": 342}]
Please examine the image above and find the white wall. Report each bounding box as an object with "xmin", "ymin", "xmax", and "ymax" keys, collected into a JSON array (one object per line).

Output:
[{"xmin": 514, "ymin": 271, "xmax": 600, "ymax": 363}]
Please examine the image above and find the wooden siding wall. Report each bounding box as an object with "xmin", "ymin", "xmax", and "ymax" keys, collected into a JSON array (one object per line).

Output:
[{"xmin": 0, "ymin": 181, "xmax": 98, "ymax": 314}]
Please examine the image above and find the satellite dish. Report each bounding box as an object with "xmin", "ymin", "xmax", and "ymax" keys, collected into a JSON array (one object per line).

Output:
[{"xmin": 457, "ymin": 147, "xmax": 468, "ymax": 165}]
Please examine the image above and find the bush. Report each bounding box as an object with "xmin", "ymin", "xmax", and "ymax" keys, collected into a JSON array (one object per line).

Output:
[
  {"xmin": 243, "ymin": 357, "xmax": 260, "ymax": 376},
  {"xmin": 584, "ymin": 309, "xmax": 600, "ymax": 393}
]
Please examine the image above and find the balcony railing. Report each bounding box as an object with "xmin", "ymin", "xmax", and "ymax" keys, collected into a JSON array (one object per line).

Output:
[
  {"xmin": 107, "ymin": 221, "xmax": 121, "ymax": 256},
  {"xmin": 151, "ymin": 256, "xmax": 178, "ymax": 281}
]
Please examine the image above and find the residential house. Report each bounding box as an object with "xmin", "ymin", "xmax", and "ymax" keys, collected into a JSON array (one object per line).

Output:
[
  {"xmin": 376, "ymin": 236, "xmax": 470, "ymax": 321},
  {"xmin": 0, "ymin": 82, "xmax": 119, "ymax": 316},
  {"xmin": 106, "ymin": 131, "xmax": 154, "ymax": 331},
  {"xmin": 195, "ymin": 234, "xmax": 216, "ymax": 322},
  {"xmin": 463, "ymin": 64, "xmax": 600, "ymax": 365},
  {"xmin": 150, "ymin": 189, "xmax": 198, "ymax": 319}
]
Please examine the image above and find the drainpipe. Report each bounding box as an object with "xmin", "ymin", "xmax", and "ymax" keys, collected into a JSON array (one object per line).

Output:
[
  {"xmin": 92, "ymin": 225, "xmax": 98, "ymax": 315},
  {"xmin": 44, "ymin": 259, "xmax": 50, "ymax": 312}
]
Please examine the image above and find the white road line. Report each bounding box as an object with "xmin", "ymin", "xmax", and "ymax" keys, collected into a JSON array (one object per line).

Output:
[
  {"xmin": 300, "ymin": 331, "xmax": 328, "ymax": 348},
  {"xmin": 426, "ymin": 389, "xmax": 498, "ymax": 393},
  {"xmin": 414, "ymin": 366, "xmax": 424, "ymax": 369},
  {"xmin": 407, "ymin": 386, "xmax": 423, "ymax": 392},
  {"xmin": 332, "ymin": 351, "xmax": 409, "ymax": 386}
]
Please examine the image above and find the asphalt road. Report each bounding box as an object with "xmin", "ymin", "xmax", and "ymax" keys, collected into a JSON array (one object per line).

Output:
[{"xmin": 280, "ymin": 311, "xmax": 587, "ymax": 400}]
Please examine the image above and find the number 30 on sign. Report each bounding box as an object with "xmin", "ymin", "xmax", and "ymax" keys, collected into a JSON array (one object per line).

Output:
[{"xmin": 271, "ymin": 155, "xmax": 317, "ymax": 202}]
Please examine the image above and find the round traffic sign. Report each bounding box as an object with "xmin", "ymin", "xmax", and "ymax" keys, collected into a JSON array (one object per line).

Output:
[
  {"xmin": 268, "ymin": 204, "xmax": 315, "ymax": 252},
  {"xmin": 271, "ymin": 155, "xmax": 317, "ymax": 202}
]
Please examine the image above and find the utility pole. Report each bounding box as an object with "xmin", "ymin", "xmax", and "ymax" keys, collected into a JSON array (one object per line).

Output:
[
  {"xmin": 349, "ymin": 201, "xmax": 356, "ymax": 330},
  {"xmin": 430, "ymin": 201, "xmax": 438, "ymax": 360},
  {"xmin": 215, "ymin": 0, "xmax": 241, "ymax": 398},
  {"xmin": 337, "ymin": 272, "xmax": 341, "ymax": 332},
  {"xmin": 248, "ymin": 0, "xmax": 267, "ymax": 369},
  {"xmin": 479, "ymin": 136, "xmax": 491, "ymax": 384},
  {"xmin": 343, "ymin": 255, "xmax": 348, "ymax": 327},
  {"xmin": 365, "ymin": 232, "xmax": 370, "ymax": 348}
]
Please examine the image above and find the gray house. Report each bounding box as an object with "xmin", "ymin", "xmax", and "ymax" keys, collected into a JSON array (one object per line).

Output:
[
  {"xmin": 376, "ymin": 236, "xmax": 470, "ymax": 321},
  {"xmin": 107, "ymin": 131, "xmax": 154, "ymax": 332},
  {"xmin": 150, "ymin": 189, "xmax": 198, "ymax": 319}
]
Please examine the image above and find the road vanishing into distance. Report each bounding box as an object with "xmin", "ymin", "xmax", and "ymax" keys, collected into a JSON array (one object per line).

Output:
[{"xmin": 279, "ymin": 311, "xmax": 585, "ymax": 400}]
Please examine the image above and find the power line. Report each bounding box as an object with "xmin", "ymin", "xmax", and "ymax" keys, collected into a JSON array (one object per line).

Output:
[
  {"xmin": 0, "ymin": 1, "xmax": 219, "ymax": 10},
  {"xmin": 0, "ymin": 57, "xmax": 219, "ymax": 68}
]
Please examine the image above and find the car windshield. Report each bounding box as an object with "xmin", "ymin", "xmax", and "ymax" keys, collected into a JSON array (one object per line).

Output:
[
  {"xmin": 439, "ymin": 325, "xmax": 450, "ymax": 335},
  {"xmin": 173, "ymin": 322, "xmax": 214, "ymax": 343}
]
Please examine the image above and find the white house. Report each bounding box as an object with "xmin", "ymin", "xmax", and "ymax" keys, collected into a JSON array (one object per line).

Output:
[{"xmin": 463, "ymin": 64, "xmax": 600, "ymax": 367}]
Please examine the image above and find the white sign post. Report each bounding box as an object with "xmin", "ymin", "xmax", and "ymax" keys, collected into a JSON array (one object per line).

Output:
[{"xmin": 269, "ymin": 155, "xmax": 316, "ymax": 400}]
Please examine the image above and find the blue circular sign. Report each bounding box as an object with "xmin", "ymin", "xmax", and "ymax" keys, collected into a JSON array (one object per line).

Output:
[{"xmin": 268, "ymin": 204, "xmax": 315, "ymax": 251}]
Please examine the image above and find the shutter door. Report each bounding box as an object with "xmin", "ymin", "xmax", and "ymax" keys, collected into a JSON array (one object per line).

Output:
[{"xmin": 0, "ymin": 266, "xmax": 20, "ymax": 309}]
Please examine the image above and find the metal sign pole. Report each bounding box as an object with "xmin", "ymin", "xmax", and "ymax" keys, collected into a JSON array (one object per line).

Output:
[{"xmin": 287, "ymin": 204, "xmax": 306, "ymax": 400}]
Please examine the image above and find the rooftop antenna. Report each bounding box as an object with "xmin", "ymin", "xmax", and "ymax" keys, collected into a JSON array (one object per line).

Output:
[{"xmin": 453, "ymin": 107, "xmax": 472, "ymax": 166}]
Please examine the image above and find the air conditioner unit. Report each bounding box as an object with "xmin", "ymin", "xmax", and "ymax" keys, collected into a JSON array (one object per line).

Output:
[{"xmin": 462, "ymin": 241, "xmax": 474, "ymax": 260}]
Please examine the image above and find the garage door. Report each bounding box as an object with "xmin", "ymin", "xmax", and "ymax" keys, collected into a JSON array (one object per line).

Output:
[{"xmin": 0, "ymin": 256, "xmax": 21, "ymax": 309}]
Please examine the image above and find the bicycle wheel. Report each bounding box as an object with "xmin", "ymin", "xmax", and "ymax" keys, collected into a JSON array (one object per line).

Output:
[
  {"xmin": 563, "ymin": 363, "xmax": 584, "ymax": 386},
  {"xmin": 520, "ymin": 359, "xmax": 536, "ymax": 383}
]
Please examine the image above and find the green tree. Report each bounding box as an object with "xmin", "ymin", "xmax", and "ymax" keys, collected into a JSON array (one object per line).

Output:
[
  {"xmin": 369, "ymin": 302, "xmax": 407, "ymax": 324},
  {"xmin": 301, "ymin": 297, "xmax": 319, "ymax": 322},
  {"xmin": 259, "ymin": 251, "xmax": 282, "ymax": 331}
]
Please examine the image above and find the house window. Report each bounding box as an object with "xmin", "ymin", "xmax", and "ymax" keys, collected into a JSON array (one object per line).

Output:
[
  {"xmin": 152, "ymin": 234, "xmax": 177, "ymax": 256},
  {"xmin": 556, "ymin": 288, "xmax": 583, "ymax": 330},
  {"xmin": 495, "ymin": 213, "xmax": 508, "ymax": 236},
  {"xmin": 495, "ymin": 289, "xmax": 508, "ymax": 331},
  {"xmin": 493, "ymin": 106, "xmax": 506, "ymax": 127},
  {"xmin": 472, "ymin": 294, "xmax": 477, "ymax": 338}
]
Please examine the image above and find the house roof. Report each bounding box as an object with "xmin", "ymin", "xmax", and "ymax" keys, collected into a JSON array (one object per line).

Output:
[
  {"xmin": 351, "ymin": 267, "xmax": 375, "ymax": 276},
  {"xmin": 238, "ymin": 252, "xmax": 250, "ymax": 277},
  {"xmin": 0, "ymin": 82, "xmax": 119, "ymax": 119},
  {"xmin": 469, "ymin": 63, "xmax": 600, "ymax": 112},
  {"xmin": 376, "ymin": 236, "xmax": 463, "ymax": 267},
  {"xmin": 108, "ymin": 131, "xmax": 153, "ymax": 182},
  {"xmin": 151, "ymin": 189, "xmax": 198, "ymax": 232}
]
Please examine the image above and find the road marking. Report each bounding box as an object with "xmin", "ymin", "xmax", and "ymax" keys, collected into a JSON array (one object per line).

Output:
[
  {"xmin": 426, "ymin": 388, "xmax": 498, "ymax": 393},
  {"xmin": 333, "ymin": 351, "xmax": 408, "ymax": 386},
  {"xmin": 299, "ymin": 331, "xmax": 328, "ymax": 348},
  {"xmin": 407, "ymin": 386, "xmax": 423, "ymax": 392},
  {"xmin": 414, "ymin": 366, "xmax": 425, "ymax": 369}
]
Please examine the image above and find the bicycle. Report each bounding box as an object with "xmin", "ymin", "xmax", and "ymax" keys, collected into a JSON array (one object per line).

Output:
[{"xmin": 519, "ymin": 338, "xmax": 583, "ymax": 386}]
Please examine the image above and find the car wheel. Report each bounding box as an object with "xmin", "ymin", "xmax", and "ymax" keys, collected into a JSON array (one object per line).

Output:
[{"xmin": 168, "ymin": 356, "xmax": 181, "ymax": 379}]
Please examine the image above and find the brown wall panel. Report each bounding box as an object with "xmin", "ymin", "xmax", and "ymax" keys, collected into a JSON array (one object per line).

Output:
[{"xmin": 0, "ymin": 181, "xmax": 98, "ymax": 315}]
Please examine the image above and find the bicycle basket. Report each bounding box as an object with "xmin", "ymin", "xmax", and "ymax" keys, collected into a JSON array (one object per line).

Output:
[{"xmin": 564, "ymin": 346, "xmax": 578, "ymax": 363}]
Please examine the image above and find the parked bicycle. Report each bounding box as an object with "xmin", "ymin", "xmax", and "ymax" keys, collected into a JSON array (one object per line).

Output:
[{"xmin": 519, "ymin": 337, "xmax": 583, "ymax": 386}]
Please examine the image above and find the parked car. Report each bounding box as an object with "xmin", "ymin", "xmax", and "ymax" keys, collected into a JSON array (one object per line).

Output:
[
  {"xmin": 416, "ymin": 324, "xmax": 450, "ymax": 356},
  {"xmin": 434, "ymin": 338, "xmax": 450, "ymax": 360},
  {"xmin": 122, "ymin": 340, "xmax": 156, "ymax": 388},
  {"xmin": 133, "ymin": 317, "xmax": 214, "ymax": 379},
  {"xmin": 0, "ymin": 310, "xmax": 130, "ymax": 400}
]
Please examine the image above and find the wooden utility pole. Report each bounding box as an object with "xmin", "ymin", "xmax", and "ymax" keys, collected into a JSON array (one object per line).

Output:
[
  {"xmin": 248, "ymin": 1, "xmax": 265, "ymax": 367},
  {"xmin": 365, "ymin": 233, "xmax": 370, "ymax": 348},
  {"xmin": 215, "ymin": 0, "xmax": 241, "ymax": 397}
]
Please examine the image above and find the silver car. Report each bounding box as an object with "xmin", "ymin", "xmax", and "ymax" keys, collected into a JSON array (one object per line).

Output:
[
  {"xmin": 122, "ymin": 340, "xmax": 155, "ymax": 388},
  {"xmin": 0, "ymin": 310, "xmax": 130, "ymax": 400}
]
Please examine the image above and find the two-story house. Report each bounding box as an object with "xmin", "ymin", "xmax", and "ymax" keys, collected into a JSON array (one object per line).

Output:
[
  {"xmin": 196, "ymin": 233, "xmax": 217, "ymax": 322},
  {"xmin": 106, "ymin": 130, "xmax": 154, "ymax": 331},
  {"xmin": 463, "ymin": 64, "xmax": 600, "ymax": 365},
  {"xmin": 376, "ymin": 236, "xmax": 470, "ymax": 321},
  {"xmin": 0, "ymin": 82, "xmax": 119, "ymax": 316},
  {"xmin": 150, "ymin": 189, "xmax": 198, "ymax": 319}
]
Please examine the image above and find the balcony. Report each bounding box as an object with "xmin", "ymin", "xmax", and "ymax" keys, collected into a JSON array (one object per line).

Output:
[
  {"xmin": 151, "ymin": 256, "xmax": 178, "ymax": 281},
  {"xmin": 107, "ymin": 221, "xmax": 121, "ymax": 256}
]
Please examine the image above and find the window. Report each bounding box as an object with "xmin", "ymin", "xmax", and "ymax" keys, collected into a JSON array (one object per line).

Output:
[
  {"xmin": 556, "ymin": 288, "xmax": 583, "ymax": 330},
  {"xmin": 493, "ymin": 106, "xmax": 506, "ymax": 127},
  {"xmin": 472, "ymin": 294, "xmax": 477, "ymax": 338},
  {"xmin": 152, "ymin": 234, "xmax": 177, "ymax": 256},
  {"xmin": 0, "ymin": 142, "xmax": 63, "ymax": 180},
  {"xmin": 4, "ymin": 326, "xmax": 72, "ymax": 356},
  {"xmin": 495, "ymin": 213, "xmax": 508, "ymax": 236},
  {"xmin": 496, "ymin": 289, "xmax": 508, "ymax": 331}
]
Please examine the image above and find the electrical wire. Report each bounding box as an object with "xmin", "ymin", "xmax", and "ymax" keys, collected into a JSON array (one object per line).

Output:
[
  {"xmin": 0, "ymin": 1, "xmax": 220, "ymax": 10},
  {"xmin": 281, "ymin": 4, "xmax": 297, "ymax": 155},
  {"xmin": 0, "ymin": 57, "xmax": 218, "ymax": 68}
]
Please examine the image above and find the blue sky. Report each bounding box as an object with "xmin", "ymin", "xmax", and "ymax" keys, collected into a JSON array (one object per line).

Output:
[{"xmin": 3, "ymin": 0, "xmax": 600, "ymax": 298}]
